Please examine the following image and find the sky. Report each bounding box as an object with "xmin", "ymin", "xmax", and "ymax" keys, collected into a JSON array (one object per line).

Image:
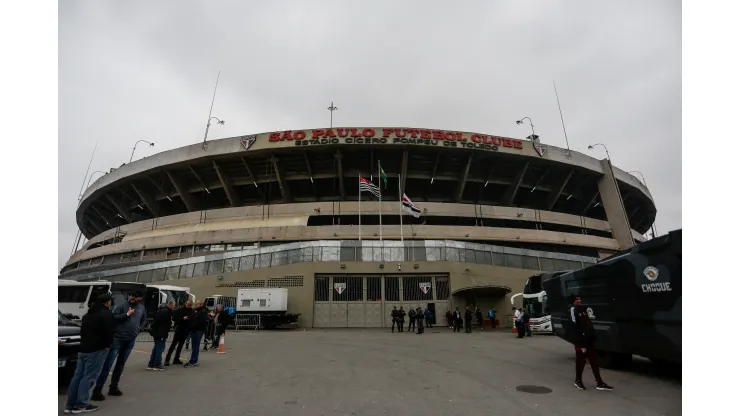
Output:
[{"xmin": 58, "ymin": 0, "xmax": 681, "ymax": 269}]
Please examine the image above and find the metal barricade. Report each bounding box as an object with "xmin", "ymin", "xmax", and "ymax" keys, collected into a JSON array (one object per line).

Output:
[
  {"xmin": 234, "ymin": 314, "xmax": 261, "ymax": 331},
  {"xmin": 136, "ymin": 318, "xmax": 175, "ymax": 343}
]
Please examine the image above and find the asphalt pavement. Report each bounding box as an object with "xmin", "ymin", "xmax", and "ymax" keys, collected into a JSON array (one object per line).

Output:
[{"xmin": 58, "ymin": 328, "xmax": 681, "ymax": 416}]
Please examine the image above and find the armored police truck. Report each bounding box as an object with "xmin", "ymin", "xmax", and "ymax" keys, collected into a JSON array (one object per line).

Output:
[{"xmin": 543, "ymin": 229, "xmax": 681, "ymax": 369}]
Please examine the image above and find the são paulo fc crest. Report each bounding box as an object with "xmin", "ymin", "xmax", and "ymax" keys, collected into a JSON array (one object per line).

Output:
[
  {"xmin": 241, "ymin": 135, "xmax": 257, "ymax": 151},
  {"xmin": 533, "ymin": 141, "xmax": 546, "ymax": 157},
  {"xmin": 419, "ymin": 282, "xmax": 431, "ymax": 294},
  {"xmin": 334, "ymin": 283, "xmax": 346, "ymax": 295}
]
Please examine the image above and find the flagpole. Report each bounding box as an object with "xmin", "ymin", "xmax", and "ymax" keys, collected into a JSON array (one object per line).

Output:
[
  {"xmin": 378, "ymin": 160, "xmax": 383, "ymax": 243},
  {"xmin": 358, "ymin": 174, "xmax": 362, "ymax": 243},
  {"xmin": 398, "ymin": 174, "xmax": 404, "ymax": 243}
]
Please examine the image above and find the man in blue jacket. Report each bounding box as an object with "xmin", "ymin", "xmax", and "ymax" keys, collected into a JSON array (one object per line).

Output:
[{"xmin": 92, "ymin": 290, "xmax": 147, "ymax": 401}]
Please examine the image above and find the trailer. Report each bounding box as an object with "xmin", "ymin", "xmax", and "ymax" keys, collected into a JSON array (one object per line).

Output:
[
  {"xmin": 236, "ymin": 288, "xmax": 300, "ymax": 329},
  {"xmin": 543, "ymin": 229, "xmax": 681, "ymax": 369}
]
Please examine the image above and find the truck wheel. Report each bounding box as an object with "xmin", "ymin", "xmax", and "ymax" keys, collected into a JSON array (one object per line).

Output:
[{"xmin": 596, "ymin": 350, "xmax": 632, "ymax": 369}]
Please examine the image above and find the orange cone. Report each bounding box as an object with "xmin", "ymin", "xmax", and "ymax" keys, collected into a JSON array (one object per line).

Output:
[{"xmin": 217, "ymin": 333, "xmax": 226, "ymax": 354}]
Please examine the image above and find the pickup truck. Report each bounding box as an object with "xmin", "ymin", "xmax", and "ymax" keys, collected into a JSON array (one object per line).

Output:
[{"xmin": 58, "ymin": 310, "xmax": 81, "ymax": 383}]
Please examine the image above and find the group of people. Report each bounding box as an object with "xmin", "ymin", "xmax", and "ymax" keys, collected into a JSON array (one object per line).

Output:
[
  {"xmin": 64, "ymin": 292, "xmax": 232, "ymax": 414},
  {"xmin": 444, "ymin": 306, "xmax": 497, "ymax": 333},
  {"xmin": 512, "ymin": 306, "xmax": 532, "ymax": 338},
  {"xmin": 390, "ymin": 306, "xmax": 434, "ymax": 334}
]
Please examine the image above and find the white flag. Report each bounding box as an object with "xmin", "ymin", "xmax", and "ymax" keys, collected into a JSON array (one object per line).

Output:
[{"xmin": 401, "ymin": 194, "xmax": 421, "ymax": 218}]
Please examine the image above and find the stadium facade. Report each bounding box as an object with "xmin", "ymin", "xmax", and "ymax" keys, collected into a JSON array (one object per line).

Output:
[{"xmin": 60, "ymin": 127, "xmax": 656, "ymax": 328}]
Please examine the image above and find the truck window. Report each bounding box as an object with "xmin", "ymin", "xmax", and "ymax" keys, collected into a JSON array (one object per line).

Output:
[
  {"xmin": 59, "ymin": 286, "xmax": 90, "ymax": 303},
  {"xmin": 205, "ymin": 298, "xmax": 215, "ymax": 308}
]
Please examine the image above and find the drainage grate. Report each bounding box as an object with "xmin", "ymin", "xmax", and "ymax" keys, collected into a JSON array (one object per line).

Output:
[{"xmin": 516, "ymin": 385, "xmax": 553, "ymax": 394}]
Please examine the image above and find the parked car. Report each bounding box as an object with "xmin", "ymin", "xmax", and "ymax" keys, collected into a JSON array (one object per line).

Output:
[{"xmin": 58, "ymin": 310, "xmax": 81, "ymax": 383}]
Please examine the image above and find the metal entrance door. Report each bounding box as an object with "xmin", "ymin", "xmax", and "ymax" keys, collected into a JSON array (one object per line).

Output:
[{"xmin": 313, "ymin": 275, "xmax": 383, "ymax": 328}]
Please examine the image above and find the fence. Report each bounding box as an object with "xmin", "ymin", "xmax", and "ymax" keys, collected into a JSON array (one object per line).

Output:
[{"xmin": 234, "ymin": 314, "xmax": 261, "ymax": 330}]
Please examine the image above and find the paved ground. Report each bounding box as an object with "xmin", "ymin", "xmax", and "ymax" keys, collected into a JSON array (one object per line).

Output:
[{"xmin": 58, "ymin": 328, "xmax": 681, "ymax": 415}]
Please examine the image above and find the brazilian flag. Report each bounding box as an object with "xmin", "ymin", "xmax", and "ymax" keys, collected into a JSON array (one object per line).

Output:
[{"xmin": 379, "ymin": 164, "xmax": 388, "ymax": 189}]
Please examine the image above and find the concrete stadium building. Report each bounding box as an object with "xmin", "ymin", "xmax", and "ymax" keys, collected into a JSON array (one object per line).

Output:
[{"xmin": 60, "ymin": 127, "xmax": 656, "ymax": 328}]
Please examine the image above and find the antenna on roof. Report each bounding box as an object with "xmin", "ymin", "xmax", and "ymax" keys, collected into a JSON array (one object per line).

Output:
[{"xmin": 553, "ymin": 80, "xmax": 572, "ymax": 159}]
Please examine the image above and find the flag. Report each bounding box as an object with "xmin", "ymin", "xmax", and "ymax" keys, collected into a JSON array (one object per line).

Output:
[
  {"xmin": 401, "ymin": 194, "xmax": 421, "ymax": 218},
  {"xmin": 359, "ymin": 177, "xmax": 380, "ymax": 198},
  {"xmin": 379, "ymin": 164, "xmax": 388, "ymax": 189}
]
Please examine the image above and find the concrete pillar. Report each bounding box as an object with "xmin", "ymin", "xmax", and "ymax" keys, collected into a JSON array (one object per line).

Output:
[{"xmin": 597, "ymin": 159, "xmax": 635, "ymax": 250}]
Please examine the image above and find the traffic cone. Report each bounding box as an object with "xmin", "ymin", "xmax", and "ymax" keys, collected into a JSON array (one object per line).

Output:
[
  {"xmin": 217, "ymin": 333, "xmax": 226, "ymax": 354},
  {"xmin": 511, "ymin": 318, "xmax": 518, "ymax": 333}
]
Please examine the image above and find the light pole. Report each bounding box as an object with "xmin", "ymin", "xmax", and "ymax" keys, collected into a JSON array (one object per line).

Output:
[
  {"xmin": 202, "ymin": 116, "xmax": 225, "ymax": 150},
  {"xmin": 328, "ymin": 102, "xmax": 338, "ymax": 128},
  {"xmin": 515, "ymin": 117, "xmax": 537, "ymax": 142},
  {"xmin": 130, "ymin": 140, "xmax": 155, "ymax": 163},
  {"xmin": 82, "ymin": 170, "xmax": 107, "ymax": 197},
  {"xmin": 587, "ymin": 143, "xmax": 611, "ymax": 161},
  {"xmin": 629, "ymin": 170, "xmax": 658, "ymax": 239}
]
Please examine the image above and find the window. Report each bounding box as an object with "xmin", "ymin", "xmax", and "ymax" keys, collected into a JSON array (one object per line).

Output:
[
  {"xmin": 151, "ymin": 268, "xmax": 166, "ymax": 282},
  {"xmin": 224, "ymin": 257, "xmax": 239, "ymax": 273},
  {"xmin": 165, "ymin": 266, "xmax": 180, "ymax": 280},
  {"xmin": 314, "ymin": 276, "xmax": 329, "ymax": 301},
  {"xmin": 192, "ymin": 262, "xmax": 206, "ymax": 277},
  {"xmin": 384, "ymin": 276, "xmax": 399, "ymax": 301},
  {"xmin": 207, "ymin": 260, "xmax": 224, "ymax": 275},
  {"xmin": 259, "ymin": 299, "xmax": 266, "ymax": 307},
  {"xmin": 59, "ymin": 286, "xmax": 90, "ymax": 303},
  {"xmin": 241, "ymin": 299, "xmax": 251, "ymax": 307}
]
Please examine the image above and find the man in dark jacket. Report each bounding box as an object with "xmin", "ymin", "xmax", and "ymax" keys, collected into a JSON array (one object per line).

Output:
[
  {"xmin": 453, "ymin": 307, "xmax": 462, "ymax": 332},
  {"xmin": 396, "ymin": 307, "xmax": 405, "ymax": 333},
  {"xmin": 464, "ymin": 306, "xmax": 473, "ymax": 333},
  {"xmin": 390, "ymin": 307, "xmax": 399, "ymax": 333},
  {"xmin": 92, "ymin": 290, "xmax": 147, "ymax": 401},
  {"xmin": 210, "ymin": 304, "xmax": 232, "ymax": 350},
  {"xmin": 185, "ymin": 300, "xmax": 210, "ymax": 368},
  {"xmin": 147, "ymin": 301, "xmax": 175, "ymax": 371},
  {"xmin": 407, "ymin": 308, "xmax": 416, "ymax": 333},
  {"xmin": 165, "ymin": 300, "xmax": 194, "ymax": 366},
  {"xmin": 570, "ymin": 295, "xmax": 613, "ymax": 391},
  {"xmin": 522, "ymin": 309, "xmax": 532, "ymax": 337},
  {"xmin": 415, "ymin": 307, "xmax": 425, "ymax": 334},
  {"xmin": 475, "ymin": 307, "xmax": 484, "ymax": 331},
  {"xmin": 64, "ymin": 294, "xmax": 115, "ymax": 414}
]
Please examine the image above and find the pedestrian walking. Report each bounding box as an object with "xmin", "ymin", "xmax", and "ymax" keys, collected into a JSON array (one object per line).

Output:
[
  {"xmin": 165, "ymin": 300, "xmax": 194, "ymax": 366},
  {"xmin": 184, "ymin": 300, "xmax": 209, "ymax": 368},
  {"xmin": 515, "ymin": 308, "xmax": 526, "ymax": 338},
  {"xmin": 396, "ymin": 307, "xmax": 406, "ymax": 333},
  {"xmin": 64, "ymin": 294, "xmax": 115, "ymax": 414},
  {"xmin": 211, "ymin": 304, "xmax": 232, "ymax": 350},
  {"xmin": 445, "ymin": 310, "xmax": 453, "ymax": 329},
  {"xmin": 570, "ymin": 295, "xmax": 613, "ymax": 391},
  {"xmin": 522, "ymin": 308, "xmax": 532, "ymax": 337},
  {"xmin": 391, "ymin": 306, "xmax": 399, "ymax": 333},
  {"xmin": 407, "ymin": 308, "xmax": 416, "ymax": 333},
  {"xmin": 453, "ymin": 307, "xmax": 462, "ymax": 332},
  {"xmin": 416, "ymin": 307, "xmax": 425, "ymax": 334},
  {"xmin": 147, "ymin": 300, "xmax": 175, "ymax": 371},
  {"xmin": 464, "ymin": 306, "xmax": 473, "ymax": 333},
  {"xmin": 487, "ymin": 306, "xmax": 497, "ymax": 331},
  {"xmin": 475, "ymin": 307, "xmax": 484, "ymax": 331},
  {"xmin": 92, "ymin": 290, "xmax": 147, "ymax": 402}
]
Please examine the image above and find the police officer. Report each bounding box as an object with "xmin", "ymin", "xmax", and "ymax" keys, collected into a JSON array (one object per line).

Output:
[
  {"xmin": 416, "ymin": 307, "xmax": 425, "ymax": 334},
  {"xmin": 464, "ymin": 306, "xmax": 473, "ymax": 333},
  {"xmin": 391, "ymin": 307, "xmax": 399, "ymax": 333},
  {"xmin": 396, "ymin": 307, "xmax": 405, "ymax": 333},
  {"xmin": 407, "ymin": 307, "xmax": 416, "ymax": 333},
  {"xmin": 453, "ymin": 307, "xmax": 462, "ymax": 333}
]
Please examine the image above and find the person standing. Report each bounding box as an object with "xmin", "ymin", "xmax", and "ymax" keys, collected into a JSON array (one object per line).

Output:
[
  {"xmin": 390, "ymin": 306, "xmax": 399, "ymax": 333},
  {"xmin": 92, "ymin": 291, "xmax": 147, "ymax": 401},
  {"xmin": 453, "ymin": 307, "xmax": 462, "ymax": 332},
  {"xmin": 407, "ymin": 308, "xmax": 416, "ymax": 333},
  {"xmin": 184, "ymin": 300, "xmax": 209, "ymax": 368},
  {"xmin": 475, "ymin": 307, "xmax": 484, "ymax": 331},
  {"xmin": 165, "ymin": 300, "xmax": 194, "ymax": 366},
  {"xmin": 64, "ymin": 294, "xmax": 115, "ymax": 414},
  {"xmin": 487, "ymin": 306, "xmax": 497, "ymax": 332},
  {"xmin": 464, "ymin": 306, "xmax": 474, "ymax": 333},
  {"xmin": 211, "ymin": 304, "xmax": 232, "ymax": 350},
  {"xmin": 147, "ymin": 300, "xmax": 175, "ymax": 371},
  {"xmin": 396, "ymin": 307, "xmax": 406, "ymax": 333},
  {"xmin": 445, "ymin": 310, "xmax": 453, "ymax": 329},
  {"xmin": 424, "ymin": 308, "xmax": 431, "ymax": 329},
  {"xmin": 570, "ymin": 295, "xmax": 613, "ymax": 391},
  {"xmin": 415, "ymin": 307, "xmax": 425, "ymax": 334},
  {"xmin": 522, "ymin": 308, "xmax": 532, "ymax": 337}
]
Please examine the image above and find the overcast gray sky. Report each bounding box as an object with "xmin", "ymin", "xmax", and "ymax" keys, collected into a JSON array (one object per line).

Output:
[{"xmin": 58, "ymin": 0, "xmax": 681, "ymax": 269}]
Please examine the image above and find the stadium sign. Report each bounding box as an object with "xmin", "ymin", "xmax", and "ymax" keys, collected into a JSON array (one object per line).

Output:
[{"xmin": 268, "ymin": 128, "xmax": 526, "ymax": 153}]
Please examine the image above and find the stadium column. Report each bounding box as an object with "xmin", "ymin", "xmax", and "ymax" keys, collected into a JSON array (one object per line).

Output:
[
  {"xmin": 596, "ymin": 159, "xmax": 635, "ymax": 250},
  {"xmin": 334, "ymin": 151, "xmax": 346, "ymax": 200},
  {"xmin": 166, "ymin": 171, "xmax": 196, "ymax": 212},
  {"xmin": 503, "ymin": 161, "xmax": 530, "ymax": 205},
  {"xmin": 213, "ymin": 160, "xmax": 241, "ymax": 207},
  {"xmin": 546, "ymin": 169, "xmax": 573, "ymax": 211},
  {"xmin": 131, "ymin": 182, "xmax": 157, "ymax": 215},
  {"xmin": 454, "ymin": 153, "xmax": 473, "ymax": 203},
  {"xmin": 105, "ymin": 194, "xmax": 132, "ymax": 223},
  {"xmin": 270, "ymin": 156, "xmax": 292, "ymax": 202}
]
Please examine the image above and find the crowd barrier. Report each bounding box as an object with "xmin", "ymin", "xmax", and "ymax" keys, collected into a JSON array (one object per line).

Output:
[{"xmin": 234, "ymin": 314, "xmax": 261, "ymax": 331}]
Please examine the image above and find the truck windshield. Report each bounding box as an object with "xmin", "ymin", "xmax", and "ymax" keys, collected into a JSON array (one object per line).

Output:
[{"xmin": 161, "ymin": 290, "xmax": 190, "ymax": 308}]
